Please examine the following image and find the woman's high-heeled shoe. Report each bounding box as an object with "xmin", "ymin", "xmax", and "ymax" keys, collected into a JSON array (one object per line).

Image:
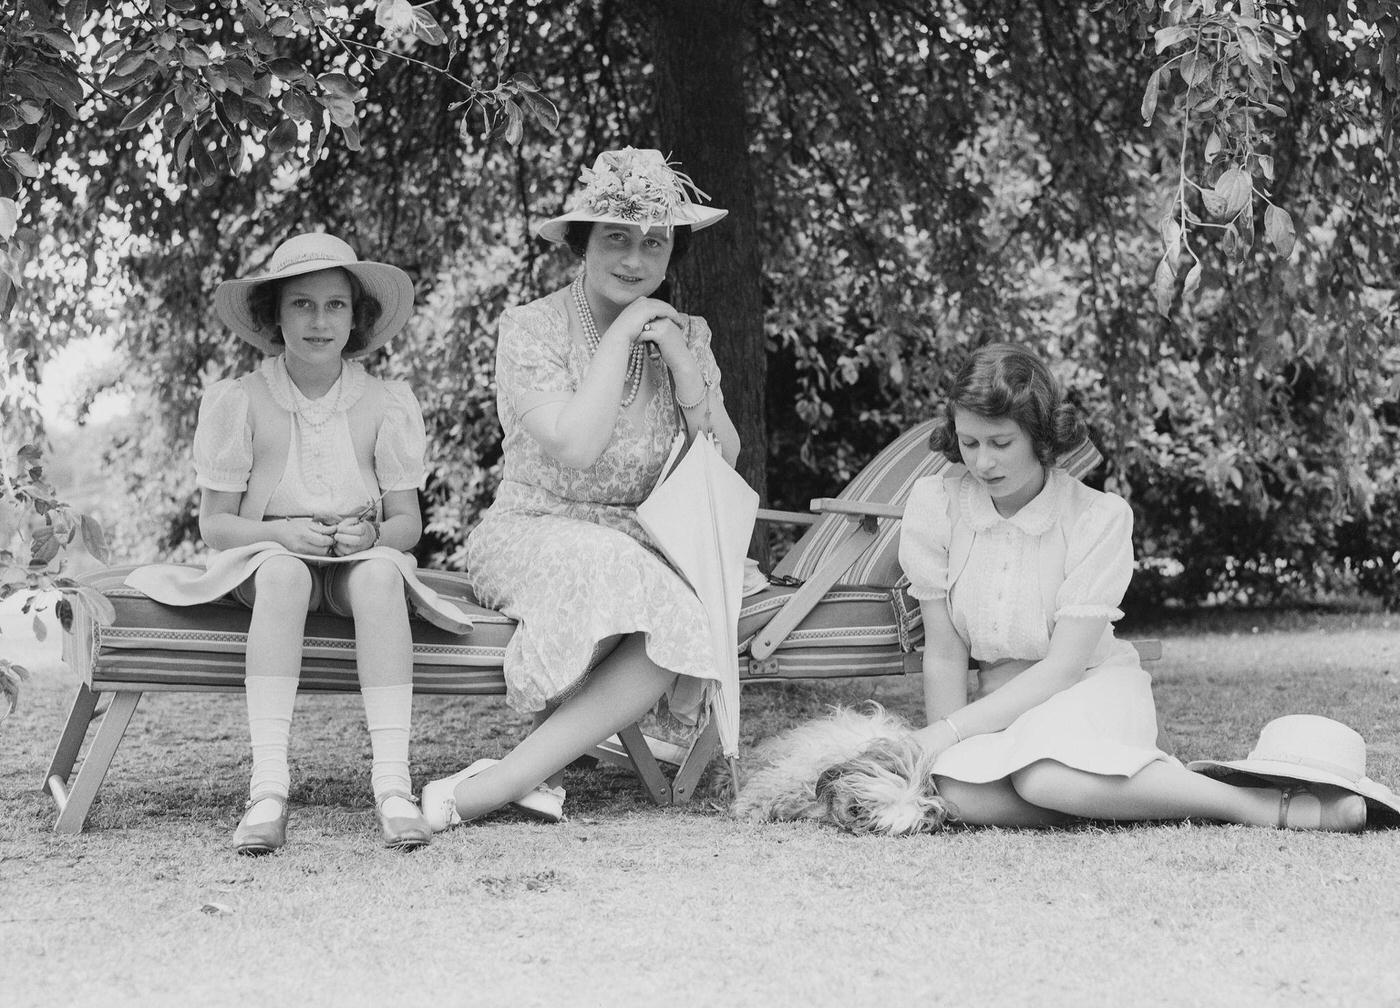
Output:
[
  {"xmin": 513, "ymin": 782, "xmax": 567, "ymax": 823},
  {"xmin": 377, "ymin": 791, "xmax": 432, "ymax": 851},
  {"xmin": 233, "ymin": 793, "xmax": 290, "ymax": 856},
  {"xmin": 1277, "ymin": 786, "xmax": 1367, "ymax": 832},
  {"xmin": 420, "ymin": 758, "xmax": 497, "ymax": 832}
]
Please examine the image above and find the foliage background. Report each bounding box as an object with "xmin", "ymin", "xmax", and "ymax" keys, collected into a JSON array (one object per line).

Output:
[{"xmin": 3, "ymin": 0, "xmax": 1399, "ymax": 607}]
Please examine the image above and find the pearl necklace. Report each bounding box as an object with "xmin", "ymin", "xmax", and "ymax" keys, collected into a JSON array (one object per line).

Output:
[{"xmin": 573, "ymin": 273, "xmax": 645, "ymax": 407}]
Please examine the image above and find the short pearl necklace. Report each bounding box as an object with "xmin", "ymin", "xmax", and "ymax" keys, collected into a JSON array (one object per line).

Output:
[{"xmin": 573, "ymin": 273, "xmax": 645, "ymax": 407}]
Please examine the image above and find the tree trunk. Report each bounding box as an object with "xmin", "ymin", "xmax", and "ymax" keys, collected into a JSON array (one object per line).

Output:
[{"xmin": 648, "ymin": 0, "xmax": 768, "ymax": 503}]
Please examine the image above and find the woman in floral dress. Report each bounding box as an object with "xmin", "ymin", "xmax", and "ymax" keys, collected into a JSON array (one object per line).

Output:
[{"xmin": 422, "ymin": 148, "xmax": 741, "ymax": 829}]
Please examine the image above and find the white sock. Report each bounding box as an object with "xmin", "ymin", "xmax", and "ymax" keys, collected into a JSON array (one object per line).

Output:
[
  {"xmin": 245, "ymin": 674, "xmax": 298, "ymax": 824},
  {"xmin": 361, "ymin": 683, "xmax": 414, "ymax": 803}
]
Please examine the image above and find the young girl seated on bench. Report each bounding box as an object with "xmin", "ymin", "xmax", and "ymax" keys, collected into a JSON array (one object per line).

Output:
[{"xmin": 129, "ymin": 232, "xmax": 470, "ymax": 855}]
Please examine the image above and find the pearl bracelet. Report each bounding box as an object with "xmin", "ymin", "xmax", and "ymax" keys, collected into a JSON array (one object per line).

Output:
[
  {"xmin": 674, "ymin": 373, "xmax": 711, "ymax": 410},
  {"xmin": 939, "ymin": 716, "xmax": 964, "ymax": 743}
]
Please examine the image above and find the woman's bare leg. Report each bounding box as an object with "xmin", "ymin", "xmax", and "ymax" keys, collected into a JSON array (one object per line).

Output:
[
  {"xmin": 530, "ymin": 707, "xmax": 565, "ymax": 791},
  {"xmin": 453, "ymin": 632, "xmax": 672, "ymax": 819}
]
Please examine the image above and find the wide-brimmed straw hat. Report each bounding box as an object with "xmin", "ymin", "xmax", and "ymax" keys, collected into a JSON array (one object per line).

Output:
[
  {"xmin": 213, "ymin": 233, "xmax": 415, "ymax": 357},
  {"xmin": 535, "ymin": 147, "xmax": 727, "ymax": 245},
  {"xmin": 1188, "ymin": 714, "xmax": 1400, "ymax": 826}
]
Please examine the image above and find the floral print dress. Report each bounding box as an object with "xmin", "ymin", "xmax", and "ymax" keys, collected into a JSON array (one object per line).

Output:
[{"xmin": 465, "ymin": 291, "xmax": 721, "ymax": 722}]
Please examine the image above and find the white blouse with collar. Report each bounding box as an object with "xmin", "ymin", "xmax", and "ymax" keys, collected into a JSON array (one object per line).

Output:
[
  {"xmin": 191, "ymin": 355, "xmax": 427, "ymax": 517},
  {"xmin": 899, "ymin": 467, "xmax": 1134, "ymax": 664}
]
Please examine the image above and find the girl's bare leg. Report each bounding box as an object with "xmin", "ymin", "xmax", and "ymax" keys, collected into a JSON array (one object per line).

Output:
[
  {"xmin": 1008, "ymin": 759, "xmax": 1363, "ymax": 829},
  {"xmin": 933, "ymin": 776, "xmax": 1074, "ymax": 828},
  {"xmin": 453, "ymin": 632, "xmax": 672, "ymax": 820},
  {"xmin": 343, "ymin": 559, "xmax": 417, "ymax": 817},
  {"xmin": 242, "ymin": 556, "xmax": 313, "ymax": 824}
]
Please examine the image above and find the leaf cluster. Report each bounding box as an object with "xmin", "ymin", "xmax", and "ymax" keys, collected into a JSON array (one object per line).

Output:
[
  {"xmin": 1, "ymin": 435, "xmax": 117, "ymax": 720},
  {"xmin": 0, "ymin": 0, "xmax": 556, "ymax": 319}
]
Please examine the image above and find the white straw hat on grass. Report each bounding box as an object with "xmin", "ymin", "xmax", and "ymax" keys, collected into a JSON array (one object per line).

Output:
[
  {"xmin": 535, "ymin": 147, "xmax": 727, "ymax": 245},
  {"xmin": 213, "ymin": 232, "xmax": 414, "ymax": 357},
  {"xmin": 1188, "ymin": 714, "xmax": 1400, "ymax": 826}
]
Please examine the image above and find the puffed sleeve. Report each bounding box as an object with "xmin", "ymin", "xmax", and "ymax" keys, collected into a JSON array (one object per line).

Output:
[
  {"xmin": 1054, "ymin": 492, "xmax": 1134, "ymax": 622},
  {"xmin": 192, "ymin": 378, "xmax": 253, "ymax": 492},
  {"xmin": 496, "ymin": 304, "xmax": 574, "ymax": 412},
  {"xmin": 683, "ymin": 315, "xmax": 725, "ymax": 403},
  {"xmin": 373, "ymin": 379, "xmax": 429, "ymax": 491},
  {"xmin": 897, "ymin": 475, "xmax": 952, "ymax": 601}
]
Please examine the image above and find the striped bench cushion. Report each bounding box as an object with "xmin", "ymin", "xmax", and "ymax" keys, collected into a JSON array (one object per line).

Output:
[
  {"xmin": 781, "ymin": 420, "xmax": 1103, "ymax": 587},
  {"xmin": 72, "ymin": 566, "xmax": 515, "ymax": 695},
  {"xmin": 73, "ymin": 565, "xmax": 921, "ymax": 693}
]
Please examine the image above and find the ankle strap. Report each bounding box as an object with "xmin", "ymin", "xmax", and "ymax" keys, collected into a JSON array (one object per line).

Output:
[{"xmin": 377, "ymin": 790, "xmax": 418, "ymax": 810}]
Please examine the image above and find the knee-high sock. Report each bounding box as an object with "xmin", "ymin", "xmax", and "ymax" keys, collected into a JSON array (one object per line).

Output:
[
  {"xmin": 361, "ymin": 683, "xmax": 413, "ymax": 800},
  {"xmin": 245, "ymin": 674, "xmax": 298, "ymax": 800}
]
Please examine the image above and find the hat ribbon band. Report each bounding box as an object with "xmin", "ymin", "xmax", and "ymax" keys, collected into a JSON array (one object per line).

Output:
[
  {"xmin": 1247, "ymin": 750, "xmax": 1361, "ymax": 782},
  {"xmin": 268, "ymin": 250, "xmax": 355, "ymax": 272}
]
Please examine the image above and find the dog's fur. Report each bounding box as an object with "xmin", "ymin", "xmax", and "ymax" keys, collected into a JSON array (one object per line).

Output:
[{"xmin": 732, "ymin": 704, "xmax": 955, "ymax": 836}]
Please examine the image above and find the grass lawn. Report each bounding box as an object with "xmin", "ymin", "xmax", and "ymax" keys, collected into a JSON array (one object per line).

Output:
[{"xmin": 3, "ymin": 604, "xmax": 1399, "ymax": 1007}]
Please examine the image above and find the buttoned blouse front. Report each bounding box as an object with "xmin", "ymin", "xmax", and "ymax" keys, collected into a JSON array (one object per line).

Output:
[
  {"xmin": 899, "ymin": 467, "xmax": 1134, "ymax": 665},
  {"xmin": 191, "ymin": 355, "xmax": 428, "ymax": 517}
]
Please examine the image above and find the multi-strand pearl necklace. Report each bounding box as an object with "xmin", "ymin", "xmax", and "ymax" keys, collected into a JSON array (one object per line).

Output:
[{"xmin": 573, "ymin": 273, "xmax": 646, "ymax": 407}]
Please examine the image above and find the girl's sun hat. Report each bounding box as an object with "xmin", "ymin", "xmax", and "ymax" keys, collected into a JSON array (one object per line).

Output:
[
  {"xmin": 535, "ymin": 147, "xmax": 727, "ymax": 245},
  {"xmin": 213, "ymin": 233, "xmax": 415, "ymax": 357},
  {"xmin": 1188, "ymin": 714, "xmax": 1400, "ymax": 826}
]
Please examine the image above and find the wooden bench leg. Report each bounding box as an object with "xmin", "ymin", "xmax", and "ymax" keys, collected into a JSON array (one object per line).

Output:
[
  {"xmin": 613, "ymin": 722, "xmax": 673, "ymax": 805},
  {"xmin": 43, "ymin": 682, "xmax": 100, "ymax": 794},
  {"xmin": 670, "ymin": 718, "xmax": 720, "ymax": 805},
  {"xmin": 51, "ymin": 691, "xmax": 142, "ymax": 835}
]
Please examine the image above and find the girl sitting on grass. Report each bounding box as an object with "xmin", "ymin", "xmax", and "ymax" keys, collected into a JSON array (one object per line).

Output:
[
  {"xmin": 738, "ymin": 343, "xmax": 1395, "ymax": 834},
  {"xmin": 129, "ymin": 232, "xmax": 470, "ymax": 855}
]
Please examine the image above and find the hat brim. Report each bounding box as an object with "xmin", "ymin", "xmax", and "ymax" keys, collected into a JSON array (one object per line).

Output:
[
  {"xmin": 1188, "ymin": 759, "xmax": 1400, "ymax": 826},
  {"xmin": 213, "ymin": 259, "xmax": 414, "ymax": 357},
  {"xmin": 535, "ymin": 205, "xmax": 727, "ymax": 245}
]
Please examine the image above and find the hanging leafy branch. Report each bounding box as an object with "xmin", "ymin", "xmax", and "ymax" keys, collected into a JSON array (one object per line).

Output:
[
  {"xmin": 0, "ymin": 0, "xmax": 558, "ymax": 318},
  {"xmin": 1139, "ymin": 0, "xmax": 1299, "ymax": 314}
]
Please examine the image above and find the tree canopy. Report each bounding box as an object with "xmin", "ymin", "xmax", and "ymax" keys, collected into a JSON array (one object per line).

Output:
[{"xmin": 3, "ymin": 0, "xmax": 1399, "ymax": 608}]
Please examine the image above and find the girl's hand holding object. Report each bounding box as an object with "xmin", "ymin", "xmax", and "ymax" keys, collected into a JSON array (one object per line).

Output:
[
  {"xmin": 278, "ymin": 516, "xmax": 338, "ymax": 555},
  {"xmin": 324, "ymin": 499, "xmax": 381, "ymax": 556}
]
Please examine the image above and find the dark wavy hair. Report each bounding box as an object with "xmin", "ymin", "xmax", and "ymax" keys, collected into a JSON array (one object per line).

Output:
[
  {"xmin": 563, "ymin": 220, "xmax": 692, "ymax": 303},
  {"xmin": 246, "ymin": 268, "xmax": 382, "ymax": 356},
  {"xmin": 929, "ymin": 342, "xmax": 1089, "ymax": 467}
]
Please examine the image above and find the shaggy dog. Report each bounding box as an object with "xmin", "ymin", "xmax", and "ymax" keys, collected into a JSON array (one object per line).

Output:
[{"xmin": 731, "ymin": 704, "xmax": 955, "ymax": 836}]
